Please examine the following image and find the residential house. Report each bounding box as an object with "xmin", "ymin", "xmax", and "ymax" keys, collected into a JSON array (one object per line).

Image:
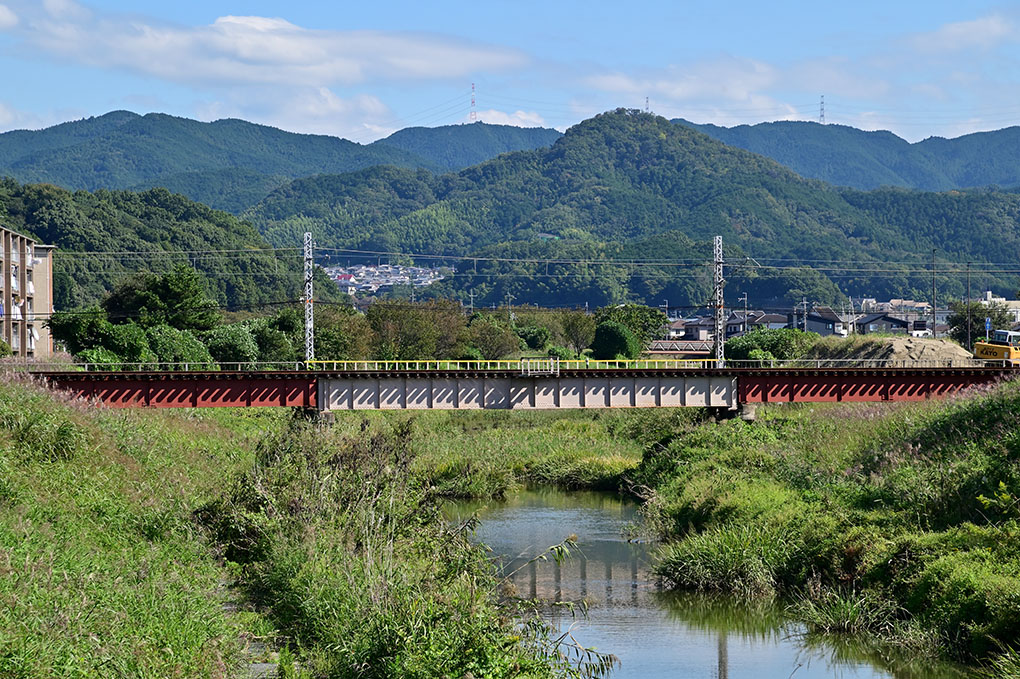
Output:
[{"xmin": 855, "ymin": 313, "xmax": 910, "ymax": 334}]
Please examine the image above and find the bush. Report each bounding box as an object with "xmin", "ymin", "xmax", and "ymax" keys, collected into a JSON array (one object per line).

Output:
[
  {"xmin": 145, "ymin": 325, "xmax": 215, "ymax": 368},
  {"xmin": 201, "ymin": 324, "xmax": 259, "ymax": 366},
  {"xmin": 725, "ymin": 327, "xmax": 819, "ymax": 361},
  {"xmin": 470, "ymin": 315, "xmax": 523, "ymax": 359},
  {"xmin": 590, "ymin": 321, "xmax": 641, "ymax": 359},
  {"xmin": 76, "ymin": 347, "xmax": 125, "ymax": 370},
  {"xmin": 516, "ymin": 324, "xmax": 551, "ymax": 350},
  {"xmin": 547, "ymin": 345, "xmax": 574, "ymax": 360},
  {"xmin": 245, "ymin": 317, "xmax": 295, "ymax": 362}
]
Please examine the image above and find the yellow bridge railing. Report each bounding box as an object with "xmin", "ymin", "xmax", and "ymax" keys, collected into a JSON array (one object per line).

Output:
[{"xmin": 304, "ymin": 358, "xmax": 720, "ymax": 372}]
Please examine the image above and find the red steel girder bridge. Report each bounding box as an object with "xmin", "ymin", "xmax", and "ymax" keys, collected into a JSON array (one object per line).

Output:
[{"xmin": 32, "ymin": 360, "xmax": 1015, "ymax": 411}]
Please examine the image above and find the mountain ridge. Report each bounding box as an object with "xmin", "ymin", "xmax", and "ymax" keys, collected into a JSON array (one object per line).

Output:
[
  {"xmin": 673, "ymin": 118, "xmax": 1020, "ymax": 190},
  {"xmin": 0, "ymin": 112, "xmax": 562, "ymax": 213}
]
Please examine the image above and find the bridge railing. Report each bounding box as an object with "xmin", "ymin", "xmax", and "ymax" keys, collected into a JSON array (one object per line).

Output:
[
  {"xmin": 724, "ymin": 358, "xmax": 992, "ymax": 369},
  {"xmin": 12, "ymin": 356, "xmax": 1007, "ymax": 374},
  {"xmin": 304, "ymin": 358, "xmax": 722, "ymax": 372},
  {"xmin": 11, "ymin": 360, "xmax": 308, "ymax": 373}
]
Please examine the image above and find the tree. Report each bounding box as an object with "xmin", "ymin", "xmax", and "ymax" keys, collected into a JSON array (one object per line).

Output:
[
  {"xmin": 590, "ymin": 321, "xmax": 641, "ymax": 359},
  {"xmin": 145, "ymin": 325, "xmax": 215, "ymax": 368},
  {"xmin": 366, "ymin": 300, "xmax": 467, "ymax": 360},
  {"xmin": 593, "ymin": 304, "xmax": 667, "ymax": 346},
  {"xmin": 725, "ymin": 328, "xmax": 819, "ymax": 361},
  {"xmin": 516, "ymin": 324, "xmax": 551, "ymax": 351},
  {"xmin": 102, "ymin": 264, "xmax": 220, "ymax": 331},
  {"xmin": 948, "ymin": 301, "xmax": 1013, "ymax": 348},
  {"xmin": 560, "ymin": 310, "xmax": 596, "ymax": 357},
  {"xmin": 47, "ymin": 308, "xmax": 114, "ymax": 355},
  {"xmin": 469, "ymin": 315, "xmax": 522, "ymax": 359},
  {"xmin": 202, "ymin": 324, "xmax": 259, "ymax": 366},
  {"xmin": 315, "ymin": 306, "xmax": 373, "ymax": 361}
]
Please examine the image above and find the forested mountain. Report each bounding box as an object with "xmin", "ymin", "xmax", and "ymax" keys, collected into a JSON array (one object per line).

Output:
[
  {"xmin": 0, "ymin": 179, "xmax": 338, "ymax": 310},
  {"xmin": 371, "ymin": 122, "xmax": 561, "ymax": 172},
  {"xmin": 0, "ymin": 112, "xmax": 430, "ymax": 213},
  {"xmin": 246, "ymin": 109, "xmax": 1020, "ymax": 308},
  {"xmin": 0, "ymin": 112, "xmax": 561, "ymax": 213},
  {"xmin": 674, "ymin": 118, "xmax": 1020, "ymax": 191}
]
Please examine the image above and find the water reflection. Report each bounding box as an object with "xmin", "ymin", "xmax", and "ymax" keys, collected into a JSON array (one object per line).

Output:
[{"xmin": 446, "ymin": 488, "xmax": 971, "ymax": 679}]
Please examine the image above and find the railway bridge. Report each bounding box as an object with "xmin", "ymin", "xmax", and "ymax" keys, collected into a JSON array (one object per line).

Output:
[{"xmin": 31, "ymin": 359, "xmax": 1016, "ymax": 412}]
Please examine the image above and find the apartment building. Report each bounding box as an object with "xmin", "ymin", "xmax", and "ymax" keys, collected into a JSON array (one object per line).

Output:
[{"xmin": 1, "ymin": 226, "xmax": 54, "ymax": 358}]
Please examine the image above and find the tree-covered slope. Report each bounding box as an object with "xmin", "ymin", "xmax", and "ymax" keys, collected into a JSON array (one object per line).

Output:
[
  {"xmin": 0, "ymin": 113, "xmax": 563, "ymax": 214},
  {"xmin": 675, "ymin": 118, "xmax": 1020, "ymax": 191},
  {"xmin": 0, "ymin": 111, "xmax": 436, "ymax": 213},
  {"xmin": 371, "ymin": 122, "xmax": 562, "ymax": 172},
  {"xmin": 246, "ymin": 109, "xmax": 1020, "ymax": 308},
  {"xmin": 0, "ymin": 179, "xmax": 337, "ymax": 310}
]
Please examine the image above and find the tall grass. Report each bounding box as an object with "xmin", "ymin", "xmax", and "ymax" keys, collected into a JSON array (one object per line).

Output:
[
  {"xmin": 0, "ymin": 377, "xmax": 286, "ymax": 678},
  {"xmin": 637, "ymin": 379, "xmax": 1020, "ymax": 664},
  {"xmin": 198, "ymin": 419, "xmax": 589, "ymax": 678}
]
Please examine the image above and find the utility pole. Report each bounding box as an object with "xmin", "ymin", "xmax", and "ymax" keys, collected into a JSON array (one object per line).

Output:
[
  {"xmin": 739, "ymin": 292, "xmax": 748, "ymax": 335},
  {"xmin": 303, "ymin": 231, "xmax": 314, "ymax": 362},
  {"xmin": 661, "ymin": 298, "xmax": 669, "ymax": 319},
  {"xmin": 713, "ymin": 236, "xmax": 725, "ymax": 366},
  {"xmin": 931, "ymin": 249, "xmax": 937, "ymax": 338},
  {"xmin": 802, "ymin": 298, "xmax": 808, "ymax": 332},
  {"xmin": 505, "ymin": 292, "xmax": 515, "ymax": 324},
  {"xmin": 468, "ymin": 289, "xmax": 475, "ymax": 314},
  {"xmin": 967, "ymin": 262, "xmax": 972, "ymax": 349}
]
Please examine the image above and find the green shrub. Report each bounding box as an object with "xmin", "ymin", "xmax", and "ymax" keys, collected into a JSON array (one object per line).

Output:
[
  {"xmin": 76, "ymin": 346, "xmax": 125, "ymax": 369},
  {"xmin": 725, "ymin": 327, "xmax": 819, "ymax": 361},
  {"xmin": 201, "ymin": 323, "xmax": 259, "ymax": 366},
  {"xmin": 145, "ymin": 324, "xmax": 215, "ymax": 368},
  {"xmin": 547, "ymin": 345, "xmax": 574, "ymax": 360},
  {"xmin": 590, "ymin": 321, "xmax": 641, "ymax": 359},
  {"xmin": 516, "ymin": 324, "xmax": 551, "ymax": 350}
]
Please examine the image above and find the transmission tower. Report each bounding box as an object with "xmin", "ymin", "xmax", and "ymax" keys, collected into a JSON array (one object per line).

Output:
[
  {"xmin": 470, "ymin": 83, "xmax": 477, "ymax": 122},
  {"xmin": 819, "ymin": 95, "xmax": 825, "ymax": 124},
  {"xmin": 303, "ymin": 232, "xmax": 314, "ymax": 362},
  {"xmin": 713, "ymin": 235, "xmax": 725, "ymax": 366}
]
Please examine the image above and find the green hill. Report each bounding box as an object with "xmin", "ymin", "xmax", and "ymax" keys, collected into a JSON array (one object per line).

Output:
[
  {"xmin": 371, "ymin": 122, "xmax": 561, "ymax": 172},
  {"xmin": 0, "ymin": 112, "xmax": 563, "ymax": 213},
  {"xmin": 0, "ymin": 111, "xmax": 434, "ymax": 212},
  {"xmin": 674, "ymin": 118, "xmax": 1020, "ymax": 190},
  {"xmin": 246, "ymin": 109, "xmax": 1020, "ymax": 308},
  {"xmin": 0, "ymin": 179, "xmax": 338, "ymax": 310}
]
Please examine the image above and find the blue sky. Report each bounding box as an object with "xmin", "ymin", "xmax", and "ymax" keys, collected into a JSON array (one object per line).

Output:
[{"xmin": 0, "ymin": 0, "xmax": 1018, "ymax": 142}]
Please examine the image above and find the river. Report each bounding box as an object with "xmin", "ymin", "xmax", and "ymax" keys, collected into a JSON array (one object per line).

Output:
[{"xmin": 446, "ymin": 488, "xmax": 971, "ymax": 679}]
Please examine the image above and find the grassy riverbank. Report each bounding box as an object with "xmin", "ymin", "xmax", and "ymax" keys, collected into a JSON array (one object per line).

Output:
[
  {"xmin": 633, "ymin": 379, "xmax": 1020, "ymax": 668},
  {"xmin": 0, "ymin": 378, "xmax": 595, "ymax": 678},
  {"xmin": 0, "ymin": 376, "xmax": 284, "ymax": 677}
]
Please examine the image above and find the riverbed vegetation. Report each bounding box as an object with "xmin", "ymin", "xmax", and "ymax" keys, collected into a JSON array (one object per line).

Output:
[
  {"xmin": 0, "ymin": 375, "xmax": 616, "ymax": 678},
  {"xmin": 632, "ymin": 378, "xmax": 1020, "ymax": 669}
]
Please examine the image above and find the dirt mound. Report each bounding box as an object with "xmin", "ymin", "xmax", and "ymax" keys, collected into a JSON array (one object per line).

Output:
[{"xmin": 802, "ymin": 336, "xmax": 974, "ymax": 365}]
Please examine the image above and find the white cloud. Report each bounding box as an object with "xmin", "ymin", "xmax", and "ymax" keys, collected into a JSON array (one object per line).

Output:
[
  {"xmin": 6, "ymin": 4, "xmax": 526, "ymax": 88},
  {"xmin": 0, "ymin": 4, "xmax": 17, "ymax": 30},
  {"xmin": 475, "ymin": 108, "xmax": 546, "ymax": 127},
  {"xmin": 588, "ymin": 58, "xmax": 778, "ymax": 103},
  {"xmin": 191, "ymin": 87, "xmax": 397, "ymax": 141},
  {"xmin": 912, "ymin": 14, "xmax": 1016, "ymax": 53},
  {"xmin": 42, "ymin": 0, "xmax": 88, "ymax": 20},
  {"xmin": 0, "ymin": 101, "xmax": 74, "ymax": 132}
]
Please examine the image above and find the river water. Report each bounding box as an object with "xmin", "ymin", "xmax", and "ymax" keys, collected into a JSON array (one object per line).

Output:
[{"xmin": 446, "ymin": 488, "xmax": 970, "ymax": 679}]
